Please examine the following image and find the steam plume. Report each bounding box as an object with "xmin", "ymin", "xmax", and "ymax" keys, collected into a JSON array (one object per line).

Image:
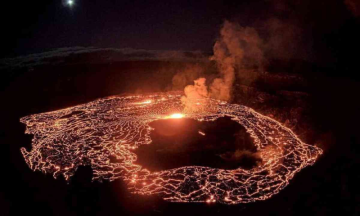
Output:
[
  {"xmin": 172, "ymin": 64, "xmax": 205, "ymax": 90},
  {"xmin": 181, "ymin": 77, "xmax": 208, "ymax": 112},
  {"xmin": 210, "ymin": 21, "xmax": 265, "ymax": 101},
  {"xmin": 181, "ymin": 21, "xmax": 265, "ymax": 109}
]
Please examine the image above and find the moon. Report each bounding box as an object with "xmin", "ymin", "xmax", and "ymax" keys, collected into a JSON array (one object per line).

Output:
[{"xmin": 67, "ymin": 0, "xmax": 74, "ymax": 6}]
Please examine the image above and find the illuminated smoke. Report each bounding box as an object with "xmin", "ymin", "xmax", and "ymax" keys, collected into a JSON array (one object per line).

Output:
[
  {"xmin": 181, "ymin": 78, "xmax": 208, "ymax": 112},
  {"xmin": 210, "ymin": 21, "xmax": 265, "ymax": 101},
  {"xmin": 172, "ymin": 64, "xmax": 205, "ymax": 91},
  {"xmin": 181, "ymin": 21, "xmax": 265, "ymax": 106}
]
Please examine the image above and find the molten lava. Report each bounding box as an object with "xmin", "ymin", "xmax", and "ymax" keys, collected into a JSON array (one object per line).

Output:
[
  {"xmin": 166, "ymin": 113, "xmax": 185, "ymax": 119},
  {"xmin": 20, "ymin": 91, "xmax": 322, "ymax": 204}
]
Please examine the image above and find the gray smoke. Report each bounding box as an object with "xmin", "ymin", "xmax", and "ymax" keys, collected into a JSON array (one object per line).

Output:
[{"xmin": 181, "ymin": 21, "xmax": 265, "ymax": 109}]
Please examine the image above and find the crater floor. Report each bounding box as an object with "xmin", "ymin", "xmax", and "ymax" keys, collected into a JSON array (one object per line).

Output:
[{"xmin": 20, "ymin": 91, "xmax": 322, "ymax": 204}]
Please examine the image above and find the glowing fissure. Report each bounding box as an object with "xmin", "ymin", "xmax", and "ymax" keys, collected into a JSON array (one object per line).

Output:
[{"xmin": 20, "ymin": 91, "xmax": 322, "ymax": 204}]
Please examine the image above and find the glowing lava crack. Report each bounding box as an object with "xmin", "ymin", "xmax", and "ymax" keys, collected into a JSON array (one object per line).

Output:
[{"xmin": 20, "ymin": 91, "xmax": 322, "ymax": 204}]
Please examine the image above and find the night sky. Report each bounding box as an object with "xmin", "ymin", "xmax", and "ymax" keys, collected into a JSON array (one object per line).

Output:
[
  {"xmin": 1, "ymin": 0, "xmax": 359, "ymax": 72},
  {"xmin": 1, "ymin": 1, "xmax": 360, "ymax": 215}
]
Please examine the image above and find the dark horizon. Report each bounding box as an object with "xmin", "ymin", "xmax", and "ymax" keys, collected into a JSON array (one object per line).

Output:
[{"xmin": 1, "ymin": 0, "xmax": 360, "ymax": 71}]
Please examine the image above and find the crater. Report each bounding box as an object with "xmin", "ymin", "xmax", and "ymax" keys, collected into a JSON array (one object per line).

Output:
[{"xmin": 134, "ymin": 117, "xmax": 262, "ymax": 171}]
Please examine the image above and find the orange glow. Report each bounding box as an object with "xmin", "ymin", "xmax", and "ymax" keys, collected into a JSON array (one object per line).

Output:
[
  {"xmin": 163, "ymin": 113, "xmax": 185, "ymax": 119},
  {"xmin": 138, "ymin": 100, "xmax": 152, "ymax": 105},
  {"xmin": 20, "ymin": 91, "xmax": 322, "ymax": 204},
  {"xmin": 169, "ymin": 113, "xmax": 184, "ymax": 119}
]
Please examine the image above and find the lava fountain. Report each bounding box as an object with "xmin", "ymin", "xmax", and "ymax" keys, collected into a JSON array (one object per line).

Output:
[{"xmin": 20, "ymin": 91, "xmax": 322, "ymax": 204}]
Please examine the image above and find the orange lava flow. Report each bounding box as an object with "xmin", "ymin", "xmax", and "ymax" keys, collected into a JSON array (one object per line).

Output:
[{"xmin": 20, "ymin": 91, "xmax": 322, "ymax": 204}]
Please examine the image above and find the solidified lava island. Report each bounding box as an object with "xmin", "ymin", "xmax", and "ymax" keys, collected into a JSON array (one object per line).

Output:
[{"xmin": 20, "ymin": 91, "xmax": 322, "ymax": 204}]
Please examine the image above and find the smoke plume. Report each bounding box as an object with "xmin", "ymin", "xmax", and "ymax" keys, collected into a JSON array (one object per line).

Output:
[
  {"xmin": 181, "ymin": 21, "xmax": 265, "ymax": 110},
  {"xmin": 210, "ymin": 21, "xmax": 265, "ymax": 101},
  {"xmin": 181, "ymin": 77, "xmax": 209, "ymax": 112},
  {"xmin": 172, "ymin": 64, "xmax": 205, "ymax": 90}
]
